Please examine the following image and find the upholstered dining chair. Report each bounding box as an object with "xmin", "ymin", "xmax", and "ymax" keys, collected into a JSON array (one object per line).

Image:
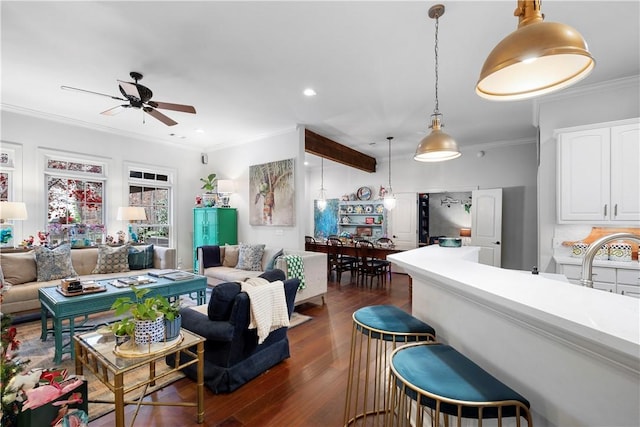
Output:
[
  {"xmin": 327, "ymin": 237, "xmax": 357, "ymax": 284},
  {"xmin": 354, "ymin": 240, "xmax": 387, "ymax": 287}
]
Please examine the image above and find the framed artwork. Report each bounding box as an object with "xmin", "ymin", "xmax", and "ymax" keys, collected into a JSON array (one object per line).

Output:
[
  {"xmin": 249, "ymin": 158, "xmax": 295, "ymax": 226},
  {"xmin": 314, "ymin": 199, "xmax": 339, "ymax": 239}
]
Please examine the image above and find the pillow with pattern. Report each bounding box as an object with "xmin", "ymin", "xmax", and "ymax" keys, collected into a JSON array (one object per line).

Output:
[
  {"xmin": 35, "ymin": 244, "xmax": 77, "ymax": 281},
  {"xmin": 236, "ymin": 243, "xmax": 265, "ymax": 271},
  {"xmin": 128, "ymin": 244, "xmax": 154, "ymax": 270},
  {"xmin": 92, "ymin": 244, "xmax": 130, "ymax": 274}
]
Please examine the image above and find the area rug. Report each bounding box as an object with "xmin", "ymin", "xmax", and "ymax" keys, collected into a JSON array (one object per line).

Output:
[
  {"xmin": 11, "ymin": 314, "xmax": 185, "ymax": 422},
  {"xmin": 289, "ymin": 311, "xmax": 312, "ymax": 328}
]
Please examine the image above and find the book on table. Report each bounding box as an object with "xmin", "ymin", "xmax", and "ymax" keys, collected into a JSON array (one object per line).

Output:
[
  {"xmin": 112, "ymin": 276, "xmax": 156, "ymax": 288},
  {"xmin": 148, "ymin": 269, "xmax": 179, "ymax": 278},
  {"xmin": 163, "ymin": 271, "xmax": 195, "ymax": 281}
]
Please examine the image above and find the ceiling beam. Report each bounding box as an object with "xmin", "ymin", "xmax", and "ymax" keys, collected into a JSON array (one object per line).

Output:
[{"xmin": 304, "ymin": 129, "xmax": 376, "ymax": 173}]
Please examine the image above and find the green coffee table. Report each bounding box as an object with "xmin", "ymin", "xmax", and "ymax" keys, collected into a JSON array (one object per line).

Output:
[{"xmin": 39, "ymin": 274, "xmax": 207, "ymax": 363}]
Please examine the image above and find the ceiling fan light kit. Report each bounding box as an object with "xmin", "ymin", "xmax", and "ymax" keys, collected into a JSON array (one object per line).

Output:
[
  {"xmin": 476, "ymin": 0, "xmax": 595, "ymax": 101},
  {"xmin": 415, "ymin": 4, "xmax": 461, "ymax": 163},
  {"xmin": 61, "ymin": 71, "xmax": 196, "ymax": 126}
]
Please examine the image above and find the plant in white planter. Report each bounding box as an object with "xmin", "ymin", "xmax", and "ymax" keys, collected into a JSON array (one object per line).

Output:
[
  {"xmin": 200, "ymin": 173, "xmax": 217, "ymax": 207},
  {"xmin": 111, "ymin": 287, "xmax": 166, "ymax": 345}
]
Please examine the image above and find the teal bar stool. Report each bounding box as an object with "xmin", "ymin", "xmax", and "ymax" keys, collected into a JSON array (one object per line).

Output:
[
  {"xmin": 386, "ymin": 342, "xmax": 533, "ymax": 427},
  {"xmin": 343, "ymin": 305, "xmax": 436, "ymax": 426}
]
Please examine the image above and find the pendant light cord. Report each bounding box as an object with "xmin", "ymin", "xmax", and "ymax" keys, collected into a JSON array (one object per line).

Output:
[
  {"xmin": 433, "ymin": 11, "xmax": 440, "ymax": 115},
  {"xmin": 387, "ymin": 136, "xmax": 393, "ymax": 189},
  {"xmin": 320, "ymin": 157, "xmax": 324, "ymax": 190}
]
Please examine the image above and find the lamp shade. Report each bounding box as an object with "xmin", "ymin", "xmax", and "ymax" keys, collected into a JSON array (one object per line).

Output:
[
  {"xmin": 383, "ymin": 195, "xmax": 397, "ymax": 210},
  {"xmin": 476, "ymin": 1, "xmax": 594, "ymax": 101},
  {"xmin": 0, "ymin": 201, "xmax": 28, "ymax": 221},
  {"xmin": 217, "ymin": 179, "xmax": 235, "ymax": 194},
  {"xmin": 116, "ymin": 206, "xmax": 147, "ymax": 221},
  {"xmin": 414, "ymin": 116, "xmax": 461, "ymax": 162}
]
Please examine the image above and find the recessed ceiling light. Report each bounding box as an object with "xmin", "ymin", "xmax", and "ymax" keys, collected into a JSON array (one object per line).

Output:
[
  {"xmin": 303, "ymin": 88, "xmax": 317, "ymax": 97},
  {"xmin": 304, "ymin": 161, "xmax": 309, "ymax": 166}
]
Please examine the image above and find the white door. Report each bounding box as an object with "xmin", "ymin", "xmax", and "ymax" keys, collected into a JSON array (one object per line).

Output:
[
  {"xmin": 471, "ymin": 188, "xmax": 503, "ymax": 267},
  {"xmin": 389, "ymin": 192, "xmax": 417, "ymax": 248}
]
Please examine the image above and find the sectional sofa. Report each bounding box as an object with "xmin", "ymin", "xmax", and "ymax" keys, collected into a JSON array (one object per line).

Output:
[
  {"xmin": 196, "ymin": 244, "xmax": 327, "ymax": 306},
  {"xmin": 0, "ymin": 244, "xmax": 176, "ymax": 314}
]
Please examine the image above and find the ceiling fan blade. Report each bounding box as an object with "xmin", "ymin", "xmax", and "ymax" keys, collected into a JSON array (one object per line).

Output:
[
  {"xmin": 61, "ymin": 85, "xmax": 127, "ymax": 101},
  {"xmin": 117, "ymin": 80, "xmax": 141, "ymax": 100},
  {"xmin": 147, "ymin": 101, "xmax": 196, "ymax": 114},
  {"xmin": 100, "ymin": 105, "xmax": 129, "ymax": 116},
  {"xmin": 143, "ymin": 107, "xmax": 178, "ymax": 126}
]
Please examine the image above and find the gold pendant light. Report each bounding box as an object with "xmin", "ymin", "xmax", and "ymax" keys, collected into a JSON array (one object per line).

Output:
[
  {"xmin": 415, "ymin": 4, "xmax": 461, "ymax": 163},
  {"xmin": 476, "ymin": 0, "xmax": 595, "ymax": 101}
]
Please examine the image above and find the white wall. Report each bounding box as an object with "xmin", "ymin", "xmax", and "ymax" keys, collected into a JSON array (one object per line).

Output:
[
  {"xmin": 205, "ymin": 127, "xmax": 306, "ymax": 252},
  {"xmin": 1, "ymin": 110, "xmax": 208, "ymax": 267},
  {"xmin": 306, "ymin": 141, "xmax": 538, "ymax": 270},
  {"xmin": 536, "ymin": 76, "xmax": 640, "ymax": 273}
]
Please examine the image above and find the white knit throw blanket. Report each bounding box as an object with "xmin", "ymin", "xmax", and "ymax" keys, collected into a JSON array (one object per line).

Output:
[{"xmin": 241, "ymin": 277, "xmax": 290, "ymax": 344}]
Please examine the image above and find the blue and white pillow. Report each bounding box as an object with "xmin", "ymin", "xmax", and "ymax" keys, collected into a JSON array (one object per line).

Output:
[
  {"xmin": 92, "ymin": 244, "xmax": 130, "ymax": 274},
  {"xmin": 236, "ymin": 243, "xmax": 265, "ymax": 271},
  {"xmin": 35, "ymin": 243, "xmax": 77, "ymax": 281}
]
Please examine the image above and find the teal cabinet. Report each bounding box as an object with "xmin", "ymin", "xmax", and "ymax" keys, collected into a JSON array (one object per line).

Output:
[{"xmin": 193, "ymin": 207, "xmax": 237, "ymax": 271}]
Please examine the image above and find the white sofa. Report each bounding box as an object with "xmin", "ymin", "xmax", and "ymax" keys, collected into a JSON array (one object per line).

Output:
[
  {"xmin": 197, "ymin": 245, "xmax": 327, "ymax": 306},
  {"xmin": 0, "ymin": 246, "xmax": 176, "ymax": 314}
]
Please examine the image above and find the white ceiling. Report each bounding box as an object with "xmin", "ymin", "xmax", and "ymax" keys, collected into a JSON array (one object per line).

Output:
[{"xmin": 2, "ymin": 1, "xmax": 638, "ymax": 167}]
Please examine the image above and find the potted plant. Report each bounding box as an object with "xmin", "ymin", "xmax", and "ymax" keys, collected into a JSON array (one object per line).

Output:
[
  {"xmin": 111, "ymin": 317, "xmax": 135, "ymax": 346},
  {"xmin": 200, "ymin": 173, "xmax": 218, "ymax": 207},
  {"xmin": 111, "ymin": 287, "xmax": 166, "ymax": 345},
  {"xmin": 159, "ymin": 299, "xmax": 182, "ymax": 341}
]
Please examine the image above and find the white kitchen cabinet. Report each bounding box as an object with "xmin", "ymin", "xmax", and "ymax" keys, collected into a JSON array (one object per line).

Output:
[
  {"xmin": 557, "ymin": 121, "xmax": 640, "ymax": 223},
  {"xmin": 556, "ymin": 258, "xmax": 640, "ymax": 297}
]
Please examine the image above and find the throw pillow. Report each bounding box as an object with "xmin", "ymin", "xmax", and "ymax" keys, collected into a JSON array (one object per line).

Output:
[
  {"xmin": 128, "ymin": 244, "xmax": 154, "ymax": 270},
  {"xmin": 236, "ymin": 243, "xmax": 265, "ymax": 271},
  {"xmin": 222, "ymin": 245, "xmax": 239, "ymax": 268},
  {"xmin": 265, "ymin": 248, "xmax": 284, "ymax": 271},
  {"xmin": 259, "ymin": 269, "xmax": 285, "ymax": 282},
  {"xmin": 92, "ymin": 244, "xmax": 130, "ymax": 274},
  {"xmin": 0, "ymin": 252, "xmax": 37, "ymax": 285},
  {"xmin": 208, "ymin": 282, "xmax": 241, "ymax": 321},
  {"xmin": 34, "ymin": 244, "xmax": 77, "ymax": 281}
]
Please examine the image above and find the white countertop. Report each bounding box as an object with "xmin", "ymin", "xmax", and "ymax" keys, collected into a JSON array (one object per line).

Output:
[
  {"xmin": 554, "ymin": 255, "xmax": 640, "ymax": 269},
  {"xmin": 389, "ymin": 245, "xmax": 640, "ymax": 370}
]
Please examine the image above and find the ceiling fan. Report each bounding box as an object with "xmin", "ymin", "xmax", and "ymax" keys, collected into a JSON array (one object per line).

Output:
[{"xmin": 61, "ymin": 71, "xmax": 196, "ymax": 126}]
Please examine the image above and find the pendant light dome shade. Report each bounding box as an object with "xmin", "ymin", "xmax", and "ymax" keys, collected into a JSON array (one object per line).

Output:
[
  {"xmin": 476, "ymin": 0, "xmax": 594, "ymax": 101},
  {"xmin": 415, "ymin": 4, "xmax": 460, "ymax": 163},
  {"xmin": 414, "ymin": 114, "xmax": 461, "ymax": 162}
]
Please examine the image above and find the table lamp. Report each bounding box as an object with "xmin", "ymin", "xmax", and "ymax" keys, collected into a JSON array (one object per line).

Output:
[
  {"xmin": 0, "ymin": 201, "xmax": 28, "ymax": 247},
  {"xmin": 116, "ymin": 207, "xmax": 147, "ymax": 243},
  {"xmin": 217, "ymin": 180, "xmax": 234, "ymax": 208}
]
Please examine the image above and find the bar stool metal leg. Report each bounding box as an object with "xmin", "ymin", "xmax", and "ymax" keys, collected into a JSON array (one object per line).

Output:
[{"xmin": 343, "ymin": 305, "xmax": 436, "ymax": 426}]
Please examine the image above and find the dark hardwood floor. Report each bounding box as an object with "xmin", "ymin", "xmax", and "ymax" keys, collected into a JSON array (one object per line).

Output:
[{"xmin": 89, "ymin": 273, "xmax": 411, "ymax": 427}]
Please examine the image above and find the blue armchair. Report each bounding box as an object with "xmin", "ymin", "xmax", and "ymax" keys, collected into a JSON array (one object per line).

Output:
[{"xmin": 166, "ymin": 269, "xmax": 298, "ymax": 393}]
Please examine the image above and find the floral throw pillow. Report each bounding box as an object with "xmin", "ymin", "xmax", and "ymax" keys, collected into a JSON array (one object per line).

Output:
[
  {"xmin": 92, "ymin": 244, "xmax": 130, "ymax": 274},
  {"xmin": 35, "ymin": 244, "xmax": 77, "ymax": 281},
  {"xmin": 236, "ymin": 243, "xmax": 265, "ymax": 271}
]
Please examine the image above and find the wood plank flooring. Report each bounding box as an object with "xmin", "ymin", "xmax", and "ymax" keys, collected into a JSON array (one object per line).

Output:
[{"xmin": 89, "ymin": 273, "xmax": 411, "ymax": 426}]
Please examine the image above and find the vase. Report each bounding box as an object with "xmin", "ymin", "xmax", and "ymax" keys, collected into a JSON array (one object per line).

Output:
[
  {"xmin": 202, "ymin": 193, "xmax": 217, "ymax": 207},
  {"xmin": 134, "ymin": 315, "xmax": 165, "ymax": 344},
  {"xmin": 164, "ymin": 315, "xmax": 181, "ymax": 341}
]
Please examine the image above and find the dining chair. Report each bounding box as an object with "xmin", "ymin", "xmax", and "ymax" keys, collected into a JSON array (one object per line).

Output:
[
  {"xmin": 327, "ymin": 237, "xmax": 357, "ymax": 284},
  {"xmin": 354, "ymin": 240, "xmax": 387, "ymax": 287},
  {"xmin": 374, "ymin": 237, "xmax": 394, "ymax": 282}
]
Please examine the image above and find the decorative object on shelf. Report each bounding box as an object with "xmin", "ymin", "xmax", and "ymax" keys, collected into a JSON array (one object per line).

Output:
[
  {"xmin": 346, "ymin": 205, "xmax": 354, "ymax": 213},
  {"xmin": 357, "ymin": 186, "xmax": 372, "ymax": 201},
  {"xmin": 383, "ymin": 136, "xmax": 397, "ymax": 209},
  {"xmin": 364, "ymin": 205, "xmax": 373, "ymax": 214},
  {"xmin": 349, "ymin": 193, "xmax": 356, "ymax": 201},
  {"xmin": 217, "ymin": 179, "xmax": 235, "ymax": 208},
  {"xmin": 476, "ymin": 0, "xmax": 594, "ymax": 101},
  {"xmin": 317, "ymin": 158, "xmax": 327, "ymax": 211},
  {"xmin": 609, "ymin": 241, "xmax": 632, "ymax": 262},
  {"xmin": 415, "ymin": 5, "xmax": 461, "ymax": 162},
  {"xmin": 0, "ymin": 201, "xmax": 28, "ymax": 248},
  {"xmin": 200, "ymin": 173, "xmax": 217, "ymax": 207},
  {"xmin": 375, "ymin": 204, "xmax": 384, "ymax": 214},
  {"xmin": 354, "ymin": 205, "xmax": 364, "ymax": 214},
  {"xmin": 365, "ymin": 217, "xmax": 374, "ymax": 224},
  {"xmin": 341, "ymin": 216, "xmax": 351, "ymax": 225},
  {"xmin": 116, "ymin": 206, "xmax": 147, "ymax": 243}
]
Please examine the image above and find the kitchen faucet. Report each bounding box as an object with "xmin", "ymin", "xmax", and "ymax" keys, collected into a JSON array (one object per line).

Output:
[{"xmin": 579, "ymin": 232, "xmax": 640, "ymax": 287}]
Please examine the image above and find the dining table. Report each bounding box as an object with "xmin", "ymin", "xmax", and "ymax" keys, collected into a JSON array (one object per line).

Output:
[{"xmin": 305, "ymin": 241, "xmax": 407, "ymax": 260}]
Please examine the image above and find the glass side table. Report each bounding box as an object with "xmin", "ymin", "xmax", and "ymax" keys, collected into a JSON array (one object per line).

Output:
[{"xmin": 73, "ymin": 328, "xmax": 205, "ymax": 426}]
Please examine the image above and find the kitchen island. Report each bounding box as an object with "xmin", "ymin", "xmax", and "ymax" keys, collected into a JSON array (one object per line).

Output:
[{"xmin": 388, "ymin": 245, "xmax": 640, "ymax": 427}]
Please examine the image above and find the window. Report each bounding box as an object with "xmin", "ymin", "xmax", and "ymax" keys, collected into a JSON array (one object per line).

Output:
[
  {"xmin": 45, "ymin": 154, "xmax": 106, "ymax": 245},
  {"xmin": 127, "ymin": 166, "xmax": 173, "ymax": 248}
]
